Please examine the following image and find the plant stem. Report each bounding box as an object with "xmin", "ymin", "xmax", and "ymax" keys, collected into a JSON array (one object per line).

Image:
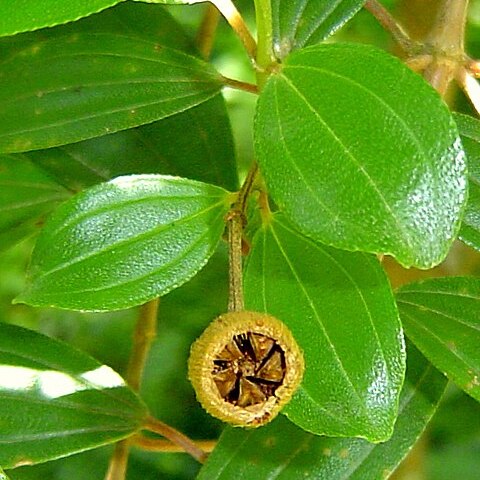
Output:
[
  {"xmin": 144, "ymin": 417, "xmax": 208, "ymax": 463},
  {"xmin": 423, "ymin": 0, "xmax": 469, "ymax": 96},
  {"xmin": 227, "ymin": 163, "xmax": 259, "ymax": 312},
  {"xmin": 132, "ymin": 435, "xmax": 216, "ymax": 453},
  {"xmin": 211, "ymin": 0, "xmax": 256, "ymax": 60},
  {"xmin": 425, "ymin": 0, "xmax": 468, "ymax": 54},
  {"xmin": 105, "ymin": 440, "xmax": 130, "ymax": 480},
  {"xmin": 227, "ymin": 214, "xmax": 245, "ymax": 312},
  {"xmin": 237, "ymin": 162, "xmax": 259, "ymax": 213},
  {"xmin": 105, "ymin": 299, "xmax": 160, "ymax": 480},
  {"xmin": 364, "ymin": 0, "xmax": 414, "ymax": 52},
  {"xmin": 226, "ymin": 2, "xmax": 272, "ymax": 310},
  {"xmin": 254, "ymin": 0, "xmax": 275, "ymax": 88},
  {"xmin": 457, "ymin": 68, "xmax": 480, "ymax": 114},
  {"xmin": 126, "ymin": 299, "xmax": 160, "ymax": 391},
  {"xmin": 197, "ymin": 3, "xmax": 221, "ymax": 59},
  {"xmin": 221, "ymin": 75, "xmax": 259, "ymax": 94}
]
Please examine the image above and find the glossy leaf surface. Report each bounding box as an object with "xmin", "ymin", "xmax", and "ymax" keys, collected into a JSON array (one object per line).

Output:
[
  {"xmin": 244, "ymin": 214, "xmax": 405, "ymax": 441},
  {"xmin": 25, "ymin": 94, "xmax": 237, "ymax": 192},
  {"xmin": 16, "ymin": 175, "xmax": 231, "ymax": 311},
  {"xmin": 272, "ymin": 0, "xmax": 366, "ymax": 59},
  {"xmin": 197, "ymin": 344, "xmax": 446, "ymax": 479},
  {"xmin": 133, "ymin": 0, "xmax": 205, "ymax": 3},
  {"xmin": 0, "ymin": 155, "xmax": 70, "ymax": 251},
  {"xmin": 397, "ymin": 277, "xmax": 480, "ymax": 402},
  {"xmin": 255, "ymin": 43, "xmax": 467, "ymax": 268},
  {"xmin": 1, "ymin": 2, "xmax": 237, "ymax": 192},
  {"xmin": 454, "ymin": 113, "xmax": 480, "ymax": 250},
  {"xmin": 0, "ymin": 1, "xmax": 194, "ymax": 58},
  {"xmin": 0, "ymin": 322, "xmax": 147, "ymax": 469},
  {"xmin": 0, "ymin": 33, "xmax": 222, "ymax": 153},
  {"xmin": 0, "ymin": 0, "xmax": 124, "ymax": 37}
]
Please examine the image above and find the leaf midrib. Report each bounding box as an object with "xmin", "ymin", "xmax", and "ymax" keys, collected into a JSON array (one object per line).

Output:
[
  {"xmin": 34, "ymin": 199, "xmax": 225, "ymax": 281},
  {"xmin": 0, "ymin": 89, "xmax": 219, "ymax": 140},
  {"xmin": 279, "ymin": 69, "xmax": 415, "ymax": 253}
]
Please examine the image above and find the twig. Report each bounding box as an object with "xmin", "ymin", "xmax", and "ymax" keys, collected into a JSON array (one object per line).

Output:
[
  {"xmin": 457, "ymin": 68, "xmax": 480, "ymax": 115},
  {"xmin": 126, "ymin": 299, "xmax": 160, "ymax": 391},
  {"xmin": 237, "ymin": 162, "xmax": 259, "ymax": 215},
  {"xmin": 254, "ymin": 0, "xmax": 275, "ymax": 88},
  {"xmin": 227, "ymin": 163, "xmax": 259, "ymax": 312},
  {"xmin": 221, "ymin": 75, "xmax": 259, "ymax": 94},
  {"xmin": 425, "ymin": 0, "xmax": 468, "ymax": 53},
  {"xmin": 197, "ymin": 3, "xmax": 221, "ymax": 59},
  {"xmin": 105, "ymin": 440, "xmax": 131, "ymax": 480},
  {"xmin": 364, "ymin": 0, "xmax": 414, "ymax": 52},
  {"xmin": 211, "ymin": 0, "xmax": 256, "ymax": 60},
  {"xmin": 132, "ymin": 435, "xmax": 216, "ymax": 453},
  {"xmin": 144, "ymin": 417, "xmax": 209, "ymax": 463},
  {"xmin": 105, "ymin": 299, "xmax": 160, "ymax": 480},
  {"xmin": 422, "ymin": 0, "xmax": 469, "ymax": 96},
  {"xmin": 466, "ymin": 59, "xmax": 480, "ymax": 78}
]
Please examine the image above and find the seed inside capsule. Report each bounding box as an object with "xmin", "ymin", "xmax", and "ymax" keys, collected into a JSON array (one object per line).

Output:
[{"xmin": 212, "ymin": 332, "xmax": 286, "ymax": 407}]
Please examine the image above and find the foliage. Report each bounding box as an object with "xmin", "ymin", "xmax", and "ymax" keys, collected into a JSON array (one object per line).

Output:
[{"xmin": 0, "ymin": 0, "xmax": 479, "ymax": 479}]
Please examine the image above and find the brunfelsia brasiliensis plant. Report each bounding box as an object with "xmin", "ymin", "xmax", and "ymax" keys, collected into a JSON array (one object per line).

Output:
[{"xmin": 0, "ymin": 0, "xmax": 479, "ymax": 478}]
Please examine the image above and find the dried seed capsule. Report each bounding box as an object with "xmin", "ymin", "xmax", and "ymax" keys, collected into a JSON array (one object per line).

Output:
[{"xmin": 188, "ymin": 311, "xmax": 304, "ymax": 427}]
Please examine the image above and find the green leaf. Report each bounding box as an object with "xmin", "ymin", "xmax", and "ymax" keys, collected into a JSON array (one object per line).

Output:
[
  {"xmin": 16, "ymin": 175, "xmax": 231, "ymax": 311},
  {"xmin": 25, "ymin": 95, "xmax": 238, "ymax": 192},
  {"xmin": 0, "ymin": 155, "xmax": 70, "ymax": 251},
  {"xmin": 0, "ymin": 1, "xmax": 195, "ymax": 59},
  {"xmin": 0, "ymin": 322, "xmax": 147, "ymax": 469},
  {"xmin": 244, "ymin": 214, "xmax": 405, "ymax": 442},
  {"xmin": 397, "ymin": 277, "xmax": 480, "ymax": 403},
  {"xmin": 0, "ymin": 467, "xmax": 9, "ymax": 480},
  {"xmin": 453, "ymin": 113, "xmax": 480, "ymax": 250},
  {"xmin": 0, "ymin": 0, "xmax": 125, "ymax": 37},
  {"xmin": 272, "ymin": 0, "xmax": 366, "ymax": 58},
  {"xmin": 133, "ymin": 0, "xmax": 206, "ymax": 4},
  {"xmin": 254, "ymin": 43, "xmax": 467, "ymax": 269},
  {"xmin": 0, "ymin": 2, "xmax": 237, "ymax": 191},
  {"xmin": 0, "ymin": 33, "xmax": 223, "ymax": 153},
  {"xmin": 197, "ymin": 343, "xmax": 447, "ymax": 480}
]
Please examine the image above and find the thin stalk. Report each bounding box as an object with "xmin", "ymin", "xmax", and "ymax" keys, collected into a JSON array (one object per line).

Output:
[
  {"xmin": 105, "ymin": 299, "xmax": 160, "ymax": 480},
  {"xmin": 211, "ymin": 0, "xmax": 256, "ymax": 60},
  {"xmin": 227, "ymin": 215, "xmax": 245, "ymax": 312},
  {"xmin": 364, "ymin": 0, "xmax": 414, "ymax": 52},
  {"xmin": 197, "ymin": 3, "xmax": 221, "ymax": 59},
  {"xmin": 105, "ymin": 440, "xmax": 130, "ymax": 480},
  {"xmin": 132, "ymin": 435, "xmax": 216, "ymax": 453},
  {"xmin": 423, "ymin": 0, "xmax": 469, "ymax": 96},
  {"xmin": 254, "ymin": 0, "xmax": 275, "ymax": 88},
  {"xmin": 237, "ymin": 162, "xmax": 259, "ymax": 212},
  {"xmin": 227, "ymin": 163, "xmax": 259, "ymax": 312},
  {"xmin": 144, "ymin": 417, "xmax": 208, "ymax": 463},
  {"xmin": 221, "ymin": 75, "xmax": 259, "ymax": 94},
  {"xmin": 126, "ymin": 299, "xmax": 160, "ymax": 390},
  {"xmin": 457, "ymin": 68, "xmax": 480, "ymax": 115}
]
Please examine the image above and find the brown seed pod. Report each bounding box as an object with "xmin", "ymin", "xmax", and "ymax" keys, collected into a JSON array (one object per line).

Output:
[{"xmin": 188, "ymin": 311, "xmax": 304, "ymax": 427}]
